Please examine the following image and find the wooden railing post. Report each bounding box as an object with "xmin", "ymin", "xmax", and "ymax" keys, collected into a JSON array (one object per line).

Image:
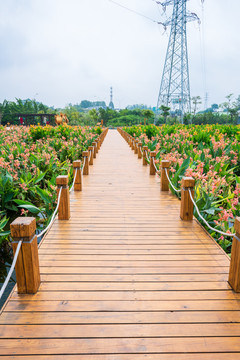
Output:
[
  {"xmin": 73, "ymin": 160, "xmax": 82, "ymax": 191},
  {"xmin": 150, "ymin": 151, "xmax": 156, "ymax": 175},
  {"xmin": 82, "ymin": 151, "xmax": 89, "ymax": 175},
  {"xmin": 161, "ymin": 160, "xmax": 170, "ymax": 191},
  {"xmin": 229, "ymin": 218, "xmax": 240, "ymax": 292},
  {"xmin": 180, "ymin": 177, "xmax": 195, "ymax": 221},
  {"xmin": 56, "ymin": 175, "xmax": 70, "ymax": 220},
  {"xmin": 95, "ymin": 139, "xmax": 99, "ymax": 154},
  {"xmin": 134, "ymin": 140, "xmax": 139, "ymax": 154},
  {"xmin": 10, "ymin": 217, "xmax": 40, "ymax": 294},
  {"xmin": 142, "ymin": 146, "xmax": 148, "ymax": 166},
  {"xmin": 131, "ymin": 139, "xmax": 135, "ymax": 151},
  {"xmin": 138, "ymin": 142, "xmax": 142, "ymax": 159},
  {"xmin": 92, "ymin": 142, "xmax": 97, "ymax": 159},
  {"xmin": 88, "ymin": 146, "xmax": 94, "ymax": 165}
]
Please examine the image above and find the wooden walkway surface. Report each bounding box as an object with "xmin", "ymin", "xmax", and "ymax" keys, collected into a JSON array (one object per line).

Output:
[{"xmin": 1, "ymin": 129, "xmax": 240, "ymax": 359}]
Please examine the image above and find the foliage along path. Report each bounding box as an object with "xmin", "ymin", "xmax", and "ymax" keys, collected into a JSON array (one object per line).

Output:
[{"xmin": 0, "ymin": 129, "xmax": 240, "ymax": 359}]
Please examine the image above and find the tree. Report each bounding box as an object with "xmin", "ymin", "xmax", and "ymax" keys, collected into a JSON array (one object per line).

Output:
[
  {"xmin": 141, "ymin": 109, "xmax": 154, "ymax": 125},
  {"xmin": 221, "ymin": 94, "xmax": 239, "ymax": 124},
  {"xmin": 192, "ymin": 96, "xmax": 202, "ymax": 115},
  {"xmin": 89, "ymin": 109, "xmax": 99, "ymax": 123},
  {"xmin": 159, "ymin": 105, "xmax": 170, "ymax": 123}
]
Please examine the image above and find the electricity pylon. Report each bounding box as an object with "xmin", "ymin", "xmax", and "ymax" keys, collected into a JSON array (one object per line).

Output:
[{"xmin": 157, "ymin": 0, "xmax": 200, "ymax": 122}]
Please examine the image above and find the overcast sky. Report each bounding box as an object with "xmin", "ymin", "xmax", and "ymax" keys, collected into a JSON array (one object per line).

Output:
[{"xmin": 0, "ymin": 0, "xmax": 239, "ymax": 110}]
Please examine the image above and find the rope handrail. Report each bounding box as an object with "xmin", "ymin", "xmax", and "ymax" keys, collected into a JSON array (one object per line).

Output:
[
  {"xmin": 153, "ymin": 160, "xmax": 159, "ymax": 173},
  {"xmin": 165, "ymin": 168, "xmax": 181, "ymax": 193},
  {"xmin": 188, "ymin": 189, "xmax": 235, "ymax": 237},
  {"xmin": 0, "ymin": 240, "xmax": 22, "ymax": 300},
  {"xmin": 37, "ymin": 187, "xmax": 63, "ymax": 239},
  {"xmin": 70, "ymin": 168, "xmax": 78, "ymax": 193},
  {"xmin": 145, "ymin": 150, "xmax": 150, "ymax": 162},
  {"xmin": 81, "ymin": 156, "xmax": 86, "ymax": 175}
]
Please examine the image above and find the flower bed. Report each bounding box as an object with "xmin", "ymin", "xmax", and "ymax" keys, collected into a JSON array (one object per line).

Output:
[
  {"xmin": 0, "ymin": 125, "xmax": 101, "ymax": 247},
  {"xmin": 124, "ymin": 124, "xmax": 240, "ymax": 253}
]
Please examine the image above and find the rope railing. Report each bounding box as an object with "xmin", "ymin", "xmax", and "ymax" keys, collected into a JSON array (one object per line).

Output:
[
  {"xmin": 70, "ymin": 168, "xmax": 78, "ymax": 193},
  {"xmin": 0, "ymin": 240, "xmax": 22, "ymax": 300},
  {"xmin": 188, "ymin": 189, "xmax": 235, "ymax": 237},
  {"xmin": 153, "ymin": 160, "xmax": 159, "ymax": 173},
  {"xmin": 145, "ymin": 151, "xmax": 150, "ymax": 162},
  {"xmin": 164, "ymin": 168, "xmax": 181, "ymax": 193},
  {"xmin": 81, "ymin": 156, "xmax": 86, "ymax": 175},
  {"xmin": 37, "ymin": 186, "xmax": 63, "ymax": 239}
]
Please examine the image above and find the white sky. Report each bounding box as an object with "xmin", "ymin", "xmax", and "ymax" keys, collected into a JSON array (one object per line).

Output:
[{"xmin": 0, "ymin": 0, "xmax": 239, "ymax": 109}]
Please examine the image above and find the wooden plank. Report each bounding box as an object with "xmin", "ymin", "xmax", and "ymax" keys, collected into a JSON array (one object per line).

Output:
[
  {"xmin": 2, "ymin": 323, "xmax": 240, "ymax": 338},
  {"xmin": 1, "ymin": 311, "xmax": 240, "ymax": 325},
  {"xmin": 5, "ymin": 299, "xmax": 240, "ymax": 312},
  {"xmin": 38, "ymin": 281, "xmax": 231, "ymax": 291},
  {"xmin": 1, "ymin": 337, "xmax": 240, "ymax": 355},
  {"xmin": 1, "ymin": 355, "xmax": 240, "ymax": 360}
]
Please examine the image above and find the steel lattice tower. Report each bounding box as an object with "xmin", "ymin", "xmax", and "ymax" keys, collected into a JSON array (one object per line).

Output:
[{"xmin": 157, "ymin": 0, "xmax": 199, "ymax": 121}]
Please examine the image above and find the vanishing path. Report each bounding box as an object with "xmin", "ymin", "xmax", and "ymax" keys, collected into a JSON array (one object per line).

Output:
[{"xmin": 0, "ymin": 129, "xmax": 240, "ymax": 359}]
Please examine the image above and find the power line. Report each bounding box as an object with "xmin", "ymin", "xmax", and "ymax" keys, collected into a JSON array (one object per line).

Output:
[{"xmin": 108, "ymin": 0, "xmax": 160, "ymax": 24}]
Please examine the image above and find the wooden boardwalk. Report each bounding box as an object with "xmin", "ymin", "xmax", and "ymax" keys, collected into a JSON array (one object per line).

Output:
[{"xmin": 1, "ymin": 129, "xmax": 240, "ymax": 359}]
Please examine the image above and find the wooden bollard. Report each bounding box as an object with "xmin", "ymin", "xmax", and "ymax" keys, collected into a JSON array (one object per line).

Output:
[
  {"xmin": 131, "ymin": 139, "xmax": 135, "ymax": 151},
  {"xmin": 161, "ymin": 160, "xmax": 170, "ymax": 191},
  {"xmin": 95, "ymin": 140, "xmax": 99, "ymax": 154},
  {"xmin": 92, "ymin": 142, "xmax": 97, "ymax": 159},
  {"xmin": 143, "ymin": 146, "xmax": 148, "ymax": 166},
  {"xmin": 73, "ymin": 160, "xmax": 82, "ymax": 191},
  {"xmin": 138, "ymin": 142, "xmax": 142, "ymax": 159},
  {"xmin": 229, "ymin": 218, "xmax": 240, "ymax": 292},
  {"xmin": 97, "ymin": 138, "xmax": 101, "ymax": 150},
  {"xmin": 180, "ymin": 177, "xmax": 195, "ymax": 221},
  {"xmin": 10, "ymin": 217, "xmax": 40, "ymax": 294},
  {"xmin": 82, "ymin": 151, "xmax": 89, "ymax": 175},
  {"xmin": 88, "ymin": 146, "xmax": 94, "ymax": 165},
  {"xmin": 56, "ymin": 175, "xmax": 70, "ymax": 220},
  {"xmin": 134, "ymin": 140, "xmax": 139, "ymax": 154},
  {"xmin": 150, "ymin": 151, "xmax": 156, "ymax": 175},
  {"xmin": 129, "ymin": 137, "xmax": 133, "ymax": 148}
]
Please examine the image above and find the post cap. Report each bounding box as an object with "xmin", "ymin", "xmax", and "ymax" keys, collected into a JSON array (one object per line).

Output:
[
  {"xmin": 150, "ymin": 151, "xmax": 156, "ymax": 157},
  {"xmin": 138, "ymin": 142, "xmax": 142, "ymax": 147},
  {"xmin": 73, "ymin": 160, "xmax": 81, "ymax": 168},
  {"xmin": 56, "ymin": 175, "xmax": 69, "ymax": 186},
  {"xmin": 161, "ymin": 160, "xmax": 170, "ymax": 168},
  {"xmin": 182, "ymin": 177, "xmax": 195, "ymax": 188},
  {"xmin": 92, "ymin": 142, "xmax": 97, "ymax": 146},
  {"xmin": 88, "ymin": 146, "xmax": 93, "ymax": 150},
  {"xmin": 10, "ymin": 217, "xmax": 36, "ymax": 238},
  {"xmin": 143, "ymin": 146, "xmax": 148, "ymax": 150},
  {"xmin": 235, "ymin": 217, "xmax": 240, "ymax": 235},
  {"xmin": 82, "ymin": 151, "xmax": 89, "ymax": 157}
]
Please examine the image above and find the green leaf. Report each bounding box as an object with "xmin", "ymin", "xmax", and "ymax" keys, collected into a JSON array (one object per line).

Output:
[
  {"xmin": 18, "ymin": 204, "xmax": 41, "ymax": 214},
  {"xmin": 35, "ymin": 186, "xmax": 52, "ymax": 204}
]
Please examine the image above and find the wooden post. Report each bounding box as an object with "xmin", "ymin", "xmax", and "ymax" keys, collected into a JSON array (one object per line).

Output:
[
  {"xmin": 134, "ymin": 140, "xmax": 139, "ymax": 154},
  {"xmin": 131, "ymin": 139, "xmax": 135, "ymax": 151},
  {"xmin": 142, "ymin": 146, "xmax": 148, "ymax": 166},
  {"xmin": 73, "ymin": 160, "xmax": 82, "ymax": 191},
  {"xmin": 82, "ymin": 151, "xmax": 89, "ymax": 175},
  {"xmin": 150, "ymin": 151, "xmax": 156, "ymax": 175},
  {"xmin": 229, "ymin": 218, "xmax": 240, "ymax": 292},
  {"xmin": 56, "ymin": 175, "xmax": 70, "ymax": 220},
  {"xmin": 138, "ymin": 142, "xmax": 142, "ymax": 159},
  {"xmin": 161, "ymin": 160, "xmax": 170, "ymax": 191},
  {"xmin": 92, "ymin": 142, "xmax": 97, "ymax": 159},
  {"xmin": 180, "ymin": 177, "xmax": 195, "ymax": 221},
  {"xmin": 88, "ymin": 146, "xmax": 94, "ymax": 165},
  {"xmin": 10, "ymin": 217, "xmax": 40, "ymax": 294},
  {"xmin": 97, "ymin": 138, "xmax": 101, "ymax": 150},
  {"xmin": 95, "ymin": 140, "xmax": 99, "ymax": 154}
]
